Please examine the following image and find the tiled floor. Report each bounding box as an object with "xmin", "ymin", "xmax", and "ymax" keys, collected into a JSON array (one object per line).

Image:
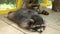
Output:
[{"xmin": 0, "ymin": 9, "xmax": 60, "ymax": 34}]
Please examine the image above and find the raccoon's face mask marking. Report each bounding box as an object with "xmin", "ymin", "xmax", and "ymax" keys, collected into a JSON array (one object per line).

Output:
[{"xmin": 30, "ymin": 23, "xmax": 46, "ymax": 33}]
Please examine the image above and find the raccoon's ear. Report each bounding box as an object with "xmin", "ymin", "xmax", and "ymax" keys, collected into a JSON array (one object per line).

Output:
[
  {"xmin": 28, "ymin": 19, "xmax": 34, "ymax": 25},
  {"xmin": 29, "ymin": 19, "xmax": 34, "ymax": 23}
]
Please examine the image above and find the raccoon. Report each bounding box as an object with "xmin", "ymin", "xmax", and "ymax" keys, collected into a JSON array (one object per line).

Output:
[
  {"xmin": 7, "ymin": 8, "xmax": 46, "ymax": 33},
  {"xmin": 23, "ymin": 0, "xmax": 49, "ymax": 15}
]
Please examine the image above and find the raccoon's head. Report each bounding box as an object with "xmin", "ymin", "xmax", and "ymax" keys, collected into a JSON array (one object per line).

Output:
[{"xmin": 29, "ymin": 15, "xmax": 46, "ymax": 33}]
